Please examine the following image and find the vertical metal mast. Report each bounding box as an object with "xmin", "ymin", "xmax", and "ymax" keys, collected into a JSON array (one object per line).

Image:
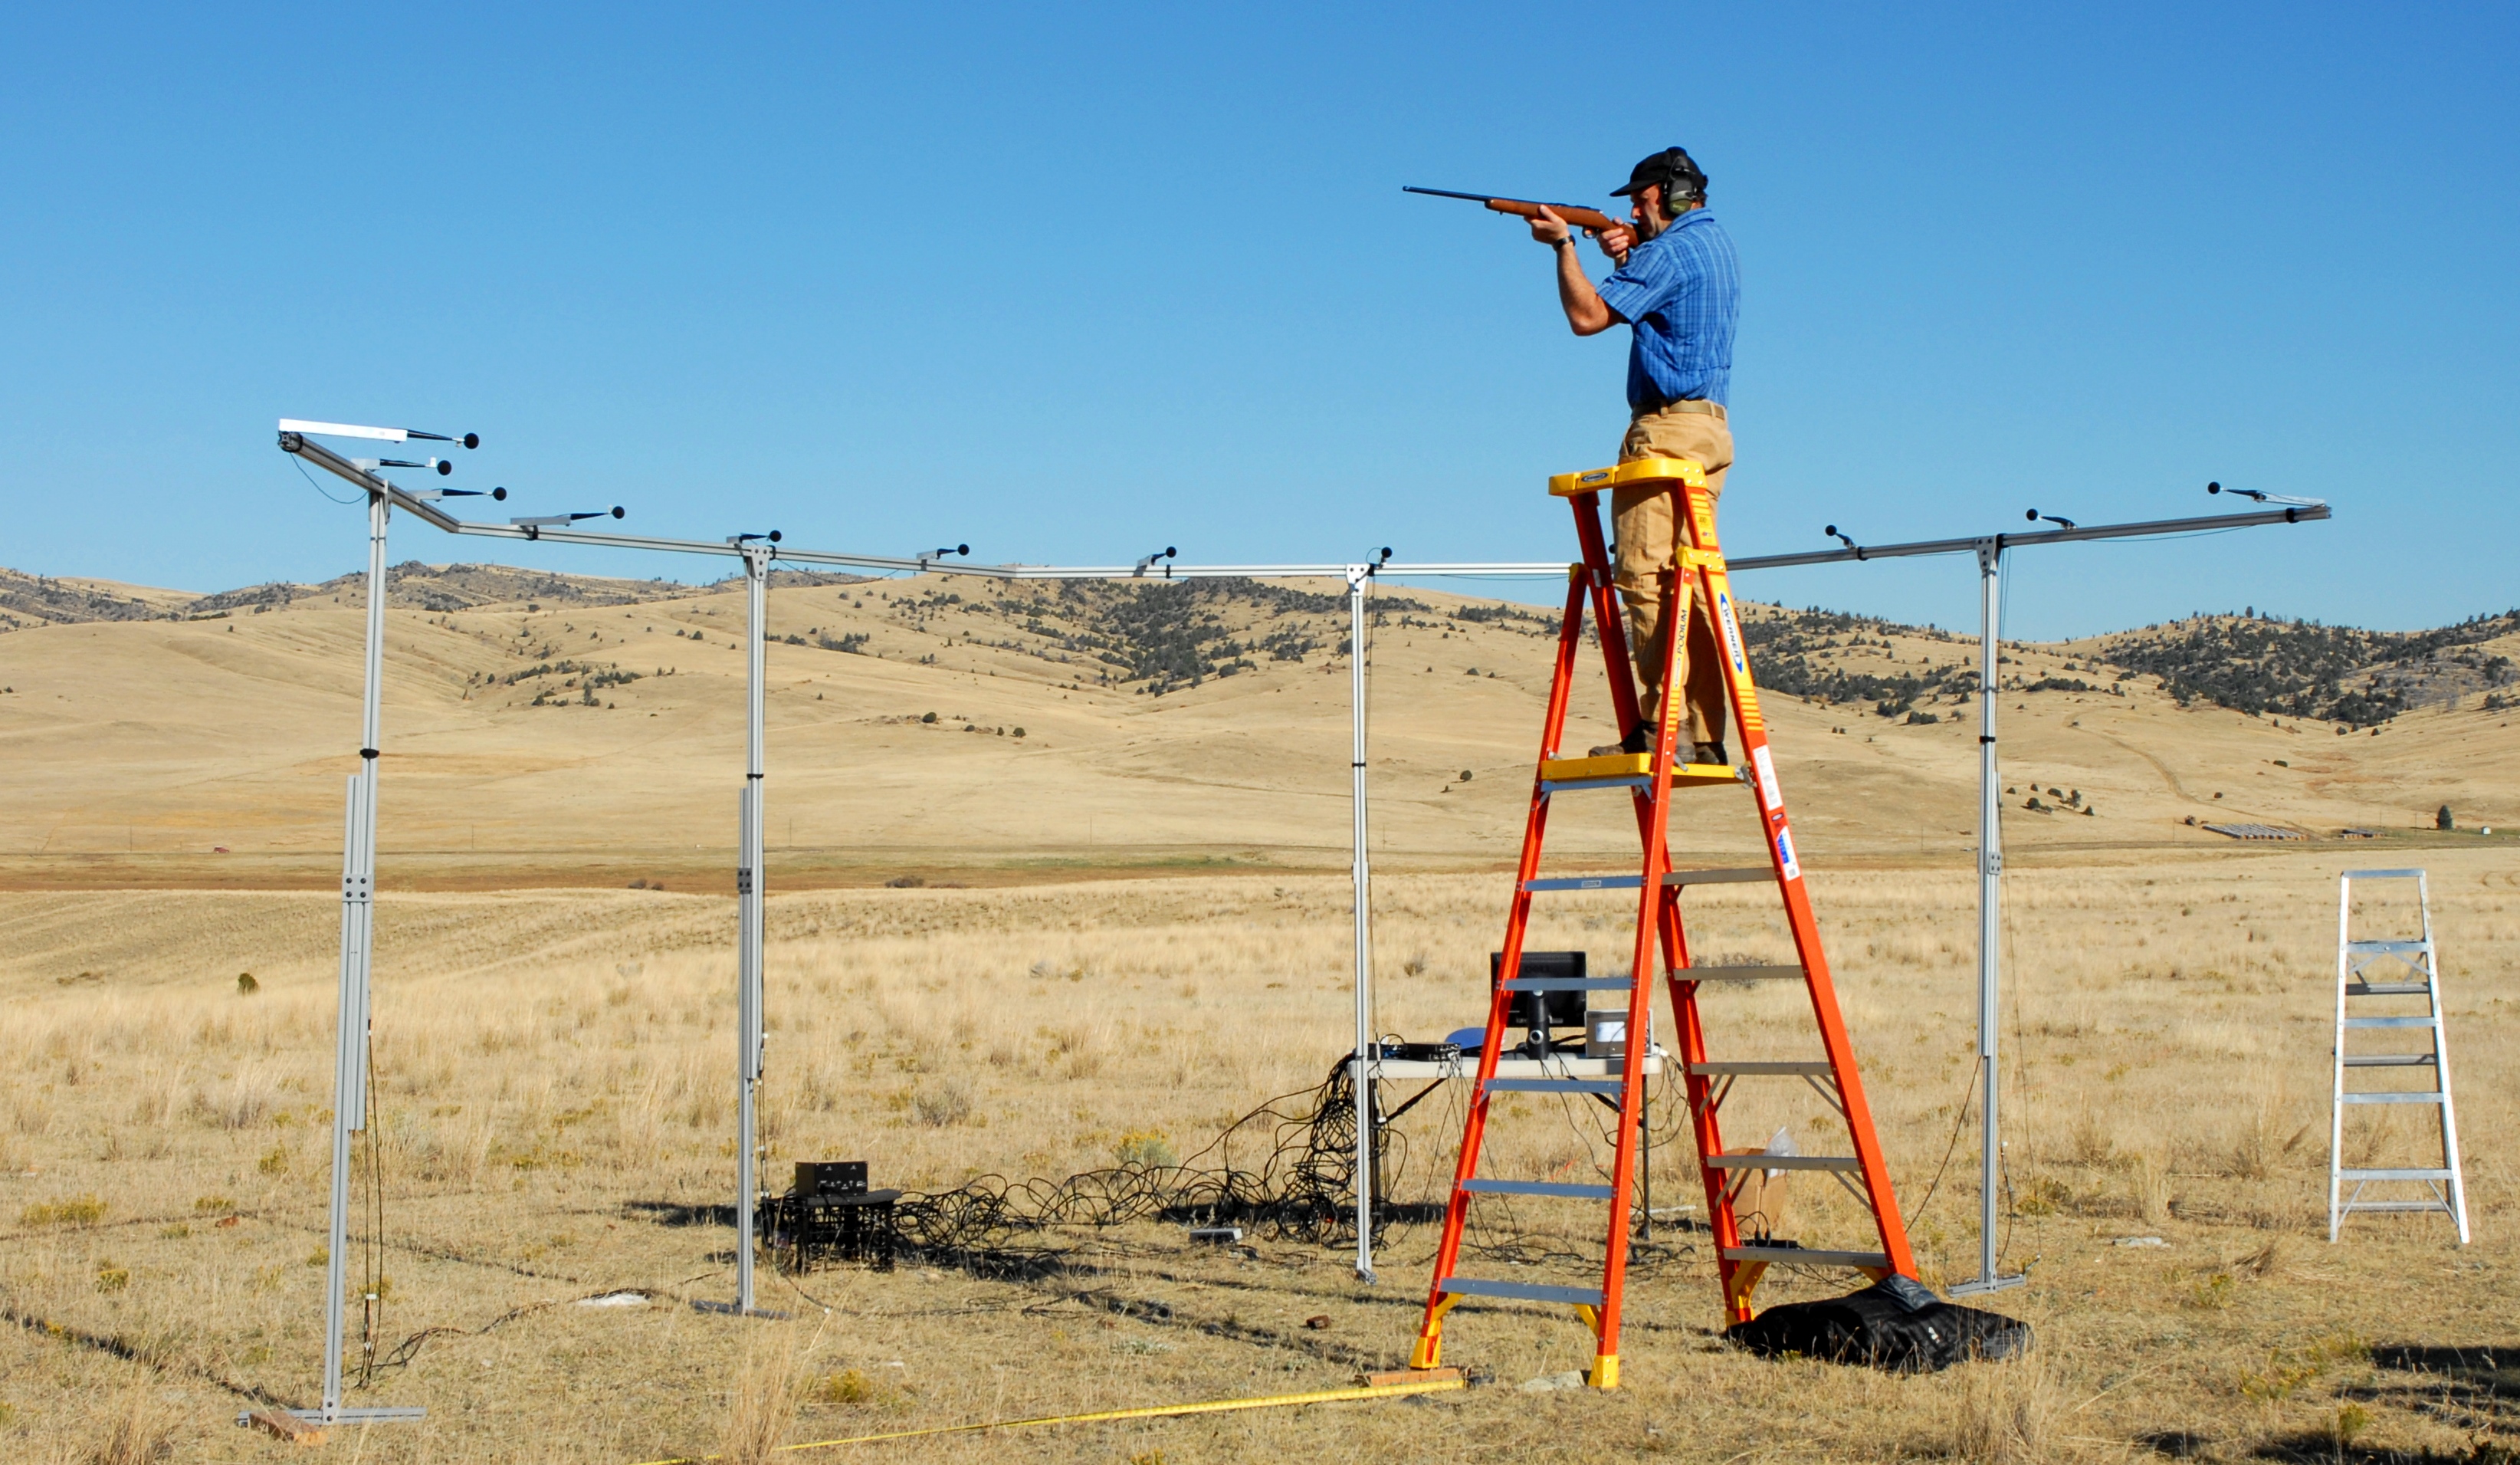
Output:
[
  {"xmin": 1347, "ymin": 563, "xmax": 1377, "ymax": 1283},
  {"xmin": 1952, "ymin": 538, "xmax": 2023, "ymax": 1296},
  {"xmin": 734, "ymin": 542, "xmax": 770, "ymax": 1314},
  {"xmin": 320, "ymin": 487, "xmax": 389, "ymax": 1417},
  {"xmin": 302, "ymin": 487, "xmax": 420, "ymax": 1425}
]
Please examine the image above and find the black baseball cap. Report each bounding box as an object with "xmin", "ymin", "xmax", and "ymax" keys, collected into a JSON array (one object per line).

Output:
[{"xmin": 1611, "ymin": 146, "xmax": 1708, "ymax": 201}]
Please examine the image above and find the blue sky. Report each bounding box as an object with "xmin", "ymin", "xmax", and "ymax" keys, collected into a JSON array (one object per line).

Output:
[{"xmin": 2, "ymin": 4, "xmax": 2512, "ymax": 637}]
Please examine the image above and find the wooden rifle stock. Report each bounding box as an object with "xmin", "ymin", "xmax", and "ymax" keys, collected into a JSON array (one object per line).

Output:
[{"xmin": 1403, "ymin": 186, "xmax": 1622, "ymax": 235}]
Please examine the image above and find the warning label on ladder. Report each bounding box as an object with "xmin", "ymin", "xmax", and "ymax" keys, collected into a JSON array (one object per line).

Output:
[{"xmin": 1752, "ymin": 746, "xmax": 1783, "ymax": 806}]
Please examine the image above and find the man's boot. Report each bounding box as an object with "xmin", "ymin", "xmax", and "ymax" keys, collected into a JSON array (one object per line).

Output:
[
  {"xmin": 1589, "ymin": 724, "xmax": 1655, "ymax": 759},
  {"xmin": 1690, "ymin": 741, "xmax": 1730, "ymax": 767}
]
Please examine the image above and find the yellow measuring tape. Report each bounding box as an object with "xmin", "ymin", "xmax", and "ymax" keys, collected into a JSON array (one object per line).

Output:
[{"xmin": 628, "ymin": 1375, "xmax": 1464, "ymax": 1463}]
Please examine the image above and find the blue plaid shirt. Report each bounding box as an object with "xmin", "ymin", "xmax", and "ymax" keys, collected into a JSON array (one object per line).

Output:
[{"xmin": 1595, "ymin": 208, "xmax": 1738, "ymax": 410}]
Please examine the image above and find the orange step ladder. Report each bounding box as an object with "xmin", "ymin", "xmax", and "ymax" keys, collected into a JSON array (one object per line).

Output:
[{"xmin": 1408, "ymin": 457, "xmax": 1916, "ymax": 1389}]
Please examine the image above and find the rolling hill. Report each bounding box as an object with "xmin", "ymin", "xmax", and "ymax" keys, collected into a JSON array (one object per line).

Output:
[{"xmin": 2, "ymin": 562, "xmax": 2512, "ymax": 889}]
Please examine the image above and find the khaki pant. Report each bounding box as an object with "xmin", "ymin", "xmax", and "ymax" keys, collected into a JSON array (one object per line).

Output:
[{"xmin": 1613, "ymin": 401, "xmax": 1732, "ymax": 749}]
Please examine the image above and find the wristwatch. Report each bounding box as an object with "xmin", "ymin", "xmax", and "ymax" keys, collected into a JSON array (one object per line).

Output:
[{"xmin": 1553, "ymin": 236, "xmax": 1577, "ymax": 251}]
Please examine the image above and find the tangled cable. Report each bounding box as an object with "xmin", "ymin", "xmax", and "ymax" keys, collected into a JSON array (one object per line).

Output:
[
  {"xmin": 882, "ymin": 1058, "xmax": 1692, "ymax": 1280},
  {"xmin": 892, "ymin": 1060, "xmax": 1399, "ymax": 1268}
]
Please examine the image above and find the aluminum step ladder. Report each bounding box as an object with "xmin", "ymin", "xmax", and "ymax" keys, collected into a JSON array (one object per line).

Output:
[
  {"xmin": 1408, "ymin": 457, "xmax": 1915, "ymax": 1390},
  {"xmin": 2330, "ymin": 869, "xmax": 2468, "ymax": 1243}
]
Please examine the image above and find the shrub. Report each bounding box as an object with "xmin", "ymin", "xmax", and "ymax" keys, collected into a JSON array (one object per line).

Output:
[
  {"xmin": 1114, "ymin": 1131, "xmax": 1177, "ymax": 1168},
  {"xmin": 21, "ymin": 1194, "xmax": 107, "ymax": 1227},
  {"xmin": 2185, "ymin": 1271, "xmax": 2236, "ymax": 1310},
  {"xmin": 807, "ymin": 1368, "xmax": 891, "ymax": 1405},
  {"xmin": 912, "ymin": 1082, "xmax": 973, "ymax": 1128}
]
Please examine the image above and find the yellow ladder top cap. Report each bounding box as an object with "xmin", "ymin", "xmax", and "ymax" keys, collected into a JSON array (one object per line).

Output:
[{"xmin": 1548, "ymin": 457, "xmax": 1708, "ymax": 496}]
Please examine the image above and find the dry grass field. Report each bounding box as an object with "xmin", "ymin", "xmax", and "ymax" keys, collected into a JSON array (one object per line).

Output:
[
  {"xmin": 2, "ymin": 568, "xmax": 2516, "ymax": 1462},
  {"xmin": 5, "ymin": 855, "xmax": 2515, "ymax": 1462}
]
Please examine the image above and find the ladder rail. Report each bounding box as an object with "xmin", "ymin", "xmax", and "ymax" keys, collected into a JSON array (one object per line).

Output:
[
  {"xmin": 1682, "ymin": 484, "xmax": 1918, "ymax": 1293},
  {"xmin": 1415, "ymin": 567, "xmax": 1591, "ymax": 1356},
  {"xmin": 1592, "ymin": 483, "xmax": 1693, "ymax": 1388},
  {"xmin": 2420, "ymin": 872, "xmax": 2472, "ymax": 1242},
  {"xmin": 2330, "ymin": 872, "xmax": 2351, "ymax": 1240}
]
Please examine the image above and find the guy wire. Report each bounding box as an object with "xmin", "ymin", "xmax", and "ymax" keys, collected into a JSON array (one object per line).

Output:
[
  {"xmin": 358, "ymin": 1036, "xmax": 389, "ymax": 1386},
  {"xmin": 1906, "ymin": 1056, "xmax": 1985, "ymax": 1223}
]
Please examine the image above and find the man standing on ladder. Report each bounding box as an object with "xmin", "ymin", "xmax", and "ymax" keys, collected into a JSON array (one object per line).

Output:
[{"xmin": 1526, "ymin": 146, "xmax": 1740, "ymax": 763}]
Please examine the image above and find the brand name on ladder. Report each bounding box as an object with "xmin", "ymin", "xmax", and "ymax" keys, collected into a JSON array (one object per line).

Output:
[{"xmin": 1716, "ymin": 592, "xmax": 1747, "ymax": 674}]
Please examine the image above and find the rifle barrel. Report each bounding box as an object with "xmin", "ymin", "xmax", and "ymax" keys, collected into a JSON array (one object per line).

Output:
[{"xmin": 1403, "ymin": 186, "xmax": 1619, "ymax": 232}]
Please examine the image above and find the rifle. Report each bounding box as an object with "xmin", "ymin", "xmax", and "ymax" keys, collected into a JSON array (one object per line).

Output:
[{"xmin": 1403, "ymin": 186, "xmax": 1623, "ymax": 235}]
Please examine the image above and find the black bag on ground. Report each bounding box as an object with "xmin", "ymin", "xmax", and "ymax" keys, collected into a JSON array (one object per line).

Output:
[{"xmin": 1723, "ymin": 1275, "xmax": 2031, "ymax": 1373}]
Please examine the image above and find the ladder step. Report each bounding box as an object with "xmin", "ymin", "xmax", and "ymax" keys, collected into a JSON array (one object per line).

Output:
[
  {"xmin": 1540, "ymin": 753, "xmax": 1652, "ymax": 782},
  {"xmin": 2338, "ymin": 1168, "xmax": 2456, "ymax": 1181},
  {"xmin": 2345, "ymin": 939, "xmax": 2431, "ymax": 954},
  {"xmin": 1522, "ymin": 875, "xmax": 1642, "ymax": 892},
  {"xmin": 1436, "ymin": 1276, "xmax": 1605, "ymax": 1306},
  {"xmin": 2340, "ymin": 1092, "xmax": 2448, "ymax": 1105},
  {"xmin": 1459, "ymin": 1179, "xmax": 1617, "ymax": 1200},
  {"xmin": 1662, "ymin": 867, "xmax": 1773, "ymax": 887},
  {"xmin": 2347, "ymin": 982, "xmax": 2433, "ymax": 996},
  {"xmin": 2345, "ymin": 1016, "xmax": 2438, "ymax": 1029},
  {"xmin": 1501, "ymin": 977, "xmax": 1632, "ymax": 992},
  {"xmin": 1675, "ymin": 964, "xmax": 1806, "ymax": 984},
  {"xmin": 1484, "ymin": 1077, "xmax": 1625, "ymax": 1095},
  {"xmin": 1538, "ymin": 775, "xmax": 1652, "ymax": 794},
  {"xmin": 2339, "ymin": 1201, "xmax": 2456, "ymax": 1214},
  {"xmin": 2342, "ymin": 868, "xmax": 2425, "ymax": 880},
  {"xmin": 2342, "ymin": 1053, "xmax": 2437, "ymax": 1067},
  {"xmin": 1537, "ymin": 752, "xmax": 1740, "ymax": 787},
  {"xmin": 1704, "ymin": 1154, "xmax": 1864, "ymax": 1173},
  {"xmin": 1686, "ymin": 1060, "xmax": 1834, "ymax": 1077},
  {"xmin": 1718, "ymin": 1246, "xmax": 1891, "ymax": 1268}
]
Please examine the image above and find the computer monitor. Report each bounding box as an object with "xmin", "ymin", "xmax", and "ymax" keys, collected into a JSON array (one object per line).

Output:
[{"xmin": 1490, "ymin": 950, "xmax": 1587, "ymax": 1030}]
